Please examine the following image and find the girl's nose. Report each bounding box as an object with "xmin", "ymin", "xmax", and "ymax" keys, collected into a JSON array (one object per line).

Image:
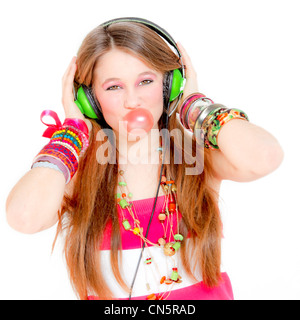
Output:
[{"xmin": 124, "ymin": 89, "xmax": 141, "ymax": 110}]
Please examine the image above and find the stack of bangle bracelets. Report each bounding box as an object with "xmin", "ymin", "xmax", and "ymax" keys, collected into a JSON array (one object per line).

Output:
[
  {"xmin": 179, "ymin": 93, "xmax": 249, "ymax": 149},
  {"xmin": 31, "ymin": 110, "xmax": 89, "ymax": 183}
]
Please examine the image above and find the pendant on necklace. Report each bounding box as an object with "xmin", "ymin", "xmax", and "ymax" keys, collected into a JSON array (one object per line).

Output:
[{"xmin": 163, "ymin": 242, "xmax": 176, "ymax": 257}]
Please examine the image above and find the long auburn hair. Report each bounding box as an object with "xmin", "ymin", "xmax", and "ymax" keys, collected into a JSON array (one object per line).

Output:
[{"xmin": 55, "ymin": 21, "xmax": 222, "ymax": 300}]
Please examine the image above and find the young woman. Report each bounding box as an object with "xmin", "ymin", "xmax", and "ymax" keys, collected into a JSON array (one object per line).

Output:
[{"xmin": 5, "ymin": 18, "xmax": 284, "ymax": 300}]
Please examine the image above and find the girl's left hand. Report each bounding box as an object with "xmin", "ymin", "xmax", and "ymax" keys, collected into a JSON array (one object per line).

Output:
[{"xmin": 177, "ymin": 42, "xmax": 199, "ymax": 101}]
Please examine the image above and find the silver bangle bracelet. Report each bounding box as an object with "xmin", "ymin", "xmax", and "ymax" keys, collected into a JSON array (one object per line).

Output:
[
  {"xmin": 194, "ymin": 104, "xmax": 227, "ymax": 132},
  {"xmin": 185, "ymin": 97, "xmax": 214, "ymax": 131}
]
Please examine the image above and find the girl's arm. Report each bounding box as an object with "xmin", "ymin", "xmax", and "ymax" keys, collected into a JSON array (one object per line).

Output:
[
  {"xmin": 6, "ymin": 57, "xmax": 85, "ymax": 234},
  {"xmin": 6, "ymin": 168, "xmax": 67, "ymax": 233},
  {"xmin": 209, "ymin": 119, "xmax": 284, "ymax": 182},
  {"xmin": 177, "ymin": 43, "xmax": 284, "ymax": 182}
]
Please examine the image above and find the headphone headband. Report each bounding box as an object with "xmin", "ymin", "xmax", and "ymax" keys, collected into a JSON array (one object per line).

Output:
[{"xmin": 101, "ymin": 17, "xmax": 182, "ymax": 59}]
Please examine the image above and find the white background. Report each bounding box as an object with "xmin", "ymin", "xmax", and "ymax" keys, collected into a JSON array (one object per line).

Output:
[{"xmin": 0, "ymin": 0, "xmax": 299, "ymax": 300}]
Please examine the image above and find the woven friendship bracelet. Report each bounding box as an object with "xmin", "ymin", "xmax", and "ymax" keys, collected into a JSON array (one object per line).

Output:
[
  {"xmin": 51, "ymin": 141, "xmax": 80, "ymax": 162},
  {"xmin": 35, "ymin": 143, "xmax": 78, "ymax": 177}
]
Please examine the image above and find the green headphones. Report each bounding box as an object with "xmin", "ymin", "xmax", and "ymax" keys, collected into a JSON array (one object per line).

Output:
[{"xmin": 74, "ymin": 17, "xmax": 186, "ymax": 120}]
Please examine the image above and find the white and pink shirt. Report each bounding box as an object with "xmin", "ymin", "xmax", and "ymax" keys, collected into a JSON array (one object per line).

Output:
[{"xmin": 88, "ymin": 195, "xmax": 233, "ymax": 300}]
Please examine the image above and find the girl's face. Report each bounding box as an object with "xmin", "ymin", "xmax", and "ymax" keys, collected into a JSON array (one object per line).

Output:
[{"xmin": 93, "ymin": 49, "xmax": 164, "ymax": 137}]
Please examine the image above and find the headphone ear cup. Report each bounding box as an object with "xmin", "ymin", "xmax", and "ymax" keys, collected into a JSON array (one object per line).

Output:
[
  {"xmin": 74, "ymin": 85, "xmax": 102, "ymax": 119},
  {"xmin": 169, "ymin": 69, "xmax": 184, "ymax": 102}
]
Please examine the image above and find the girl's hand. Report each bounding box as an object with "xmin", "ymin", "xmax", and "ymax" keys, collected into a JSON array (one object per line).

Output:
[
  {"xmin": 177, "ymin": 42, "xmax": 199, "ymax": 101},
  {"xmin": 61, "ymin": 57, "xmax": 86, "ymax": 121},
  {"xmin": 61, "ymin": 57, "xmax": 92, "ymax": 131}
]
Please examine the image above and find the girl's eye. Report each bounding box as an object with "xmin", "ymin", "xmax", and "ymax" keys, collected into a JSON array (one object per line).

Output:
[
  {"xmin": 106, "ymin": 80, "xmax": 153, "ymax": 90},
  {"xmin": 106, "ymin": 85, "xmax": 121, "ymax": 91},
  {"xmin": 139, "ymin": 79, "xmax": 153, "ymax": 86}
]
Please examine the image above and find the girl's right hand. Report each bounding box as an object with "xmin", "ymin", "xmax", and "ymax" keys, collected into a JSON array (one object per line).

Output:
[{"xmin": 61, "ymin": 57, "xmax": 91, "ymax": 127}]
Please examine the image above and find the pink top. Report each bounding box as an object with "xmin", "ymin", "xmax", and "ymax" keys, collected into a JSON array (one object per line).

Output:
[{"xmin": 89, "ymin": 196, "xmax": 233, "ymax": 300}]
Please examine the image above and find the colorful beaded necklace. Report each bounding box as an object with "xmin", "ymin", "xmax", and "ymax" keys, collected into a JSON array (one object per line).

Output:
[{"xmin": 115, "ymin": 154, "xmax": 184, "ymax": 300}]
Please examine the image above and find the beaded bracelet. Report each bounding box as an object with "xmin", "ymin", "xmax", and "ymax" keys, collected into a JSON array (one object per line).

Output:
[
  {"xmin": 63, "ymin": 119, "xmax": 89, "ymax": 153},
  {"xmin": 51, "ymin": 129, "xmax": 82, "ymax": 152}
]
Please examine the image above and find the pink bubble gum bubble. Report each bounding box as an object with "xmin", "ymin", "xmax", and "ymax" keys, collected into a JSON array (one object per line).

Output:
[{"xmin": 123, "ymin": 108, "xmax": 154, "ymax": 134}]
